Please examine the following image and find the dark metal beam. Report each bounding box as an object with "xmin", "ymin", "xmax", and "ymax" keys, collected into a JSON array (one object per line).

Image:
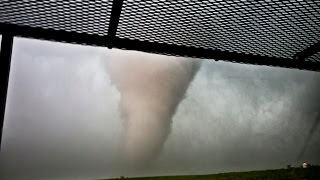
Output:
[
  {"xmin": 107, "ymin": 0, "xmax": 124, "ymax": 48},
  {"xmin": 1, "ymin": 22, "xmax": 320, "ymax": 71},
  {"xmin": 113, "ymin": 38, "xmax": 320, "ymax": 71},
  {"xmin": 0, "ymin": 23, "xmax": 108, "ymax": 47},
  {"xmin": 0, "ymin": 34, "xmax": 14, "ymax": 150},
  {"xmin": 294, "ymin": 41, "xmax": 320, "ymax": 60}
]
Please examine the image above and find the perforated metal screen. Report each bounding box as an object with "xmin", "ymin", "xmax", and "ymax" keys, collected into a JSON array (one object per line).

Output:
[
  {"xmin": 0, "ymin": 0, "xmax": 320, "ymax": 70},
  {"xmin": 0, "ymin": 0, "xmax": 113, "ymax": 35},
  {"xmin": 118, "ymin": 0, "xmax": 320, "ymax": 59},
  {"xmin": 307, "ymin": 52, "xmax": 320, "ymax": 62}
]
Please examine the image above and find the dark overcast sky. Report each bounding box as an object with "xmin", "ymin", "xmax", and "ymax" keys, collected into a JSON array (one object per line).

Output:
[{"xmin": 0, "ymin": 37, "xmax": 319, "ymax": 179}]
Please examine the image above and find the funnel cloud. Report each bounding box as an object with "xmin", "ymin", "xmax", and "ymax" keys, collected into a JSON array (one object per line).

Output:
[
  {"xmin": 297, "ymin": 112, "xmax": 320, "ymax": 160},
  {"xmin": 106, "ymin": 50, "xmax": 200, "ymax": 169}
]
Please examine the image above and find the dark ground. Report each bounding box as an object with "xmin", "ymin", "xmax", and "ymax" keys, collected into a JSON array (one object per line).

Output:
[{"xmin": 107, "ymin": 167, "xmax": 320, "ymax": 180}]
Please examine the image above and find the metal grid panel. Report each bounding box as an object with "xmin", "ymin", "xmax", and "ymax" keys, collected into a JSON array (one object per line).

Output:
[
  {"xmin": 0, "ymin": 0, "xmax": 319, "ymax": 66},
  {"xmin": 117, "ymin": 0, "xmax": 320, "ymax": 59},
  {"xmin": 306, "ymin": 52, "xmax": 320, "ymax": 62},
  {"xmin": 0, "ymin": 0, "xmax": 113, "ymax": 35}
]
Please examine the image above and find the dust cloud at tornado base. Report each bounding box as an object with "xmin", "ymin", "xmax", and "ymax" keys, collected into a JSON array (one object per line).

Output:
[{"xmin": 0, "ymin": 38, "xmax": 319, "ymax": 179}]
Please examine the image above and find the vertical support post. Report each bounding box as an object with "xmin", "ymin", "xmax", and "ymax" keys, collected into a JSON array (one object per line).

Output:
[
  {"xmin": 107, "ymin": 0, "xmax": 124, "ymax": 48},
  {"xmin": 0, "ymin": 34, "xmax": 14, "ymax": 150}
]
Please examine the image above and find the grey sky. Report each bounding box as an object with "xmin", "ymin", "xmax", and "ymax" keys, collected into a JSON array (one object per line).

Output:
[{"xmin": 0, "ymin": 37, "xmax": 319, "ymax": 179}]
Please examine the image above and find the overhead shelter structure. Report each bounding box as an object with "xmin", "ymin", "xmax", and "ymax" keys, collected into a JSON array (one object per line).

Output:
[{"xmin": 0, "ymin": 0, "xmax": 320, "ymax": 148}]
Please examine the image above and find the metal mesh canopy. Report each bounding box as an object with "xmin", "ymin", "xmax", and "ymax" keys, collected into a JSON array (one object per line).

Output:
[
  {"xmin": 0, "ymin": 0, "xmax": 320, "ymax": 70},
  {"xmin": 118, "ymin": 0, "xmax": 320, "ymax": 59},
  {"xmin": 0, "ymin": 0, "xmax": 113, "ymax": 35},
  {"xmin": 307, "ymin": 52, "xmax": 320, "ymax": 62}
]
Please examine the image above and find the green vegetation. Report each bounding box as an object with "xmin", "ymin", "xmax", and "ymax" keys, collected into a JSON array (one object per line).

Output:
[{"xmin": 108, "ymin": 168, "xmax": 320, "ymax": 180}]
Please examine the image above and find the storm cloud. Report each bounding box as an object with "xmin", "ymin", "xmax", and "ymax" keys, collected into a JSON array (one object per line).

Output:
[{"xmin": 0, "ymin": 38, "xmax": 319, "ymax": 179}]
